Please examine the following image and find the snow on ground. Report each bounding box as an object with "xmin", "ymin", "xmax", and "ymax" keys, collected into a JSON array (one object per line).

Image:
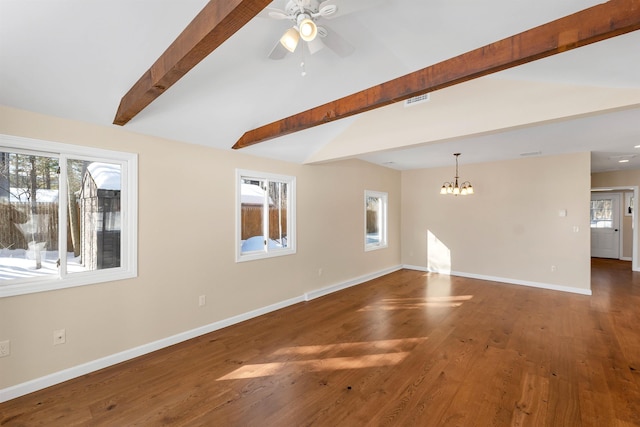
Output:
[{"xmin": 0, "ymin": 249, "xmax": 86, "ymax": 280}]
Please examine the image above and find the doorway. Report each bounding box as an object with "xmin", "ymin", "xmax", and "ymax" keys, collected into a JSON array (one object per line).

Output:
[
  {"xmin": 590, "ymin": 186, "xmax": 639, "ymax": 271},
  {"xmin": 590, "ymin": 192, "xmax": 620, "ymax": 259}
]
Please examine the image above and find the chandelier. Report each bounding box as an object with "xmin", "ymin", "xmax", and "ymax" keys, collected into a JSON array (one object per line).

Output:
[{"xmin": 440, "ymin": 153, "xmax": 474, "ymax": 196}]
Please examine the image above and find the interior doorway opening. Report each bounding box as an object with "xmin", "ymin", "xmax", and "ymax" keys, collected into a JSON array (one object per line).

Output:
[{"xmin": 591, "ymin": 186, "xmax": 639, "ymax": 271}]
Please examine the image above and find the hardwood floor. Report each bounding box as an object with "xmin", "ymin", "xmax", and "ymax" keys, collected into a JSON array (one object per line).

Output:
[{"xmin": 2, "ymin": 259, "xmax": 640, "ymax": 426}]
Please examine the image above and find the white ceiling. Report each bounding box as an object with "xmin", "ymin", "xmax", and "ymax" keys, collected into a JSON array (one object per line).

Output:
[{"xmin": 1, "ymin": 0, "xmax": 639, "ymax": 173}]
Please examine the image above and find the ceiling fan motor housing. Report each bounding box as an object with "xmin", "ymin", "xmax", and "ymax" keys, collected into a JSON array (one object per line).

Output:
[{"xmin": 285, "ymin": 0, "xmax": 320, "ymax": 17}]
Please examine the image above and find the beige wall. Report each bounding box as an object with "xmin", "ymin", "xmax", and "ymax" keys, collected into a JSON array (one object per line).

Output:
[
  {"xmin": 0, "ymin": 106, "xmax": 401, "ymax": 389},
  {"xmin": 592, "ymin": 170, "xmax": 640, "ymax": 260},
  {"xmin": 401, "ymin": 153, "xmax": 591, "ymax": 291}
]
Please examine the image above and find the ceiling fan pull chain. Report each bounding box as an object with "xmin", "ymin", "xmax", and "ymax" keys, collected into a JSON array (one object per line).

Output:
[{"xmin": 300, "ymin": 42, "xmax": 307, "ymax": 76}]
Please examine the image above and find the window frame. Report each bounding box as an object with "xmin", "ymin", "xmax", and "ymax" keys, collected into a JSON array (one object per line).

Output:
[
  {"xmin": 236, "ymin": 169, "xmax": 296, "ymax": 262},
  {"xmin": 364, "ymin": 190, "xmax": 388, "ymax": 251},
  {"xmin": 590, "ymin": 198, "xmax": 614, "ymax": 228},
  {"xmin": 0, "ymin": 134, "xmax": 138, "ymax": 298}
]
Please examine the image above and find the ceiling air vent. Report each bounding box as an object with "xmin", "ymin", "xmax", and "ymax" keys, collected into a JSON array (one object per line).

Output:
[
  {"xmin": 520, "ymin": 151, "xmax": 542, "ymax": 157},
  {"xmin": 404, "ymin": 93, "xmax": 430, "ymax": 107}
]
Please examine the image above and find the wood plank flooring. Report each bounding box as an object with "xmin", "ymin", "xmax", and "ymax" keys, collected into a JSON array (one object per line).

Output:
[{"xmin": 2, "ymin": 258, "xmax": 640, "ymax": 426}]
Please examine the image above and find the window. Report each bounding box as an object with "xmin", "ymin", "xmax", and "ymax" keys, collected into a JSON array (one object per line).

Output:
[
  {"xmin": 236, "ymin": 169, "xmax": 296, "ymax": 262},
  {"xmin": 590, "ymin": 199, "xmax": 613, "ymax": 228},
  {"xmin": 0, "ymin": 134, "xmax": 137, "ymax": 297},
  {"xmin": 365, "ymin": 190, "xmax": 388, "ymax": 251}
]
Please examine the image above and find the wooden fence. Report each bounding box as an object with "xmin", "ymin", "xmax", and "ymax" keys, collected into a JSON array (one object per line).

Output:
[
  {"xmin": 241, "ymin": 206, "xmax": 288, "ymax": 241},
  {"xmin": 366, "ymin": 210, "xmax": 379, "ymax": 233},
  {"xmin": 1, "ymin": 203, "xmax": 284, "ymax": 251},
  {"xmin": 0, "ymin": 202, "xmax": 61, "ymax": 250}
]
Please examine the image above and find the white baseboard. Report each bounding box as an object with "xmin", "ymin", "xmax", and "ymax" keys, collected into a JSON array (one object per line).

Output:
[
  {"xmin": 403, "ymin": 264, "xmax": 592, "ymax": 296},
  {"xmin": 304, "ymin": 265, "xmax": 402, "ymax": 301},
  {"xmin": 620, "ymin": 256, "xmax": 632, "ymax": 261},
  {"xmin": 1, "ymin": 265, "xmax": 401, "ymax": 403}
]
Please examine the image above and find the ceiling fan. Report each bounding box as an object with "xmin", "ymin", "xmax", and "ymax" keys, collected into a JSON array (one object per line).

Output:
[{"xmin": 263, "ymin": 0, "xmax": 356, "ymax": 60}]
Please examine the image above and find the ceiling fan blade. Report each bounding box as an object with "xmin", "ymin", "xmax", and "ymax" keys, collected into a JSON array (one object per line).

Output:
[
  {"xmin": 318, "ymin": 25, "xmax": 354, "ymax": 57},
  {"xmin": 257, "ymin": 7, "xmax": 289, "ymax": 19},
  {"xmin": 269, "ymin": 10, "xmax": 290, "ymax": 20},
  {"xmin": 307, "ymin": 37, "xmax": 325, "ymax": 55},
  {"xmin": 318, "ymin": 0, "xmax": 384, "ymax": 19},
  {"xmin": 268, "ymin": 40, "xmax": 289, "ymax": 60},
  {"xmin": 317, "ymin": 4, "xmax": 338, "ymax": 18}
]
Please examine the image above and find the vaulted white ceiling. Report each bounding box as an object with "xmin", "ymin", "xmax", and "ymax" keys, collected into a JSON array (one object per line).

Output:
[{"xmin": 1, "ymin": 0, "xmax": 639, "ymax": 172}]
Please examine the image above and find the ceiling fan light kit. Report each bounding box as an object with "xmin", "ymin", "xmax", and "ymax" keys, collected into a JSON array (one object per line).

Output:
[
  {"xmin": 279, "ymin": 12, "xmax": 317, "ymax": 52},
  {"xmin": 268, "ymin": 0, "xmax": 354, "ymax": 61},
  {"xmin": 298, "ymin": 16, "xmax": 318, "ymax": 41},
  {"xmin": 280, "ymin": 27, "xmax": 300, "ymax": 52}
]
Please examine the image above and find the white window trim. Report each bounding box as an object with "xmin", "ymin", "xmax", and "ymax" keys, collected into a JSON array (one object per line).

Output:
[
  {"xmin": 0, "ymin": 134, "xmax": 138, "ymax": 298},
  {"xmin": 236, "ymin": 169, "xmax": 296, "ymax": 262},
  {"xmin": 365, "ymin": 190, "xmax": 388, "ymax": 251}
]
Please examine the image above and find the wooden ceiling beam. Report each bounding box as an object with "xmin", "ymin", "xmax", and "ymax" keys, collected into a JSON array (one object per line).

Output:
[
  {"xmin": 233, "ymin": 0, "xmax": 640, "ymax": 150},
  {"xmin": 113, "ymin": 0, "xmax": 272, "ymax": 126}
]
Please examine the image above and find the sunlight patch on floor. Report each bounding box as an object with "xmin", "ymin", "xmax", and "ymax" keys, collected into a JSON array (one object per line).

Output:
[
  {"xmin": 271, "ymin": 337, "xmax": 427, "ymax": 356},
  {"xmin": 217, "ymin": 337, "xmax": 429, "ymax": 381},
  {"xmin": 358, "ymin": 295, "xmax": 474, "ymax": 311},
  {"xmin": 217, "ymin": 352, "xmax": 411, "ymax": 381}
]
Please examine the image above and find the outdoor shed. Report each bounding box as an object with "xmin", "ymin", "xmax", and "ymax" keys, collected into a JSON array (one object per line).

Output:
[{"xmin": 80, "ymin": 162, "xmax": 121, "ymax": 270}]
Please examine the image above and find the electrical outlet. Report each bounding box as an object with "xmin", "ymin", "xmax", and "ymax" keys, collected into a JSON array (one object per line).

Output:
[
  {"xmin": 0, "ymin": 340, "xmax": 10, "ymax": 357},
  {"xmin": 53, "ymin": 329, "xmax": 66, "ymax": 345},
  {"xmin": 198, "ymin": 295, "xmax": 206, "ymax": 307}
]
